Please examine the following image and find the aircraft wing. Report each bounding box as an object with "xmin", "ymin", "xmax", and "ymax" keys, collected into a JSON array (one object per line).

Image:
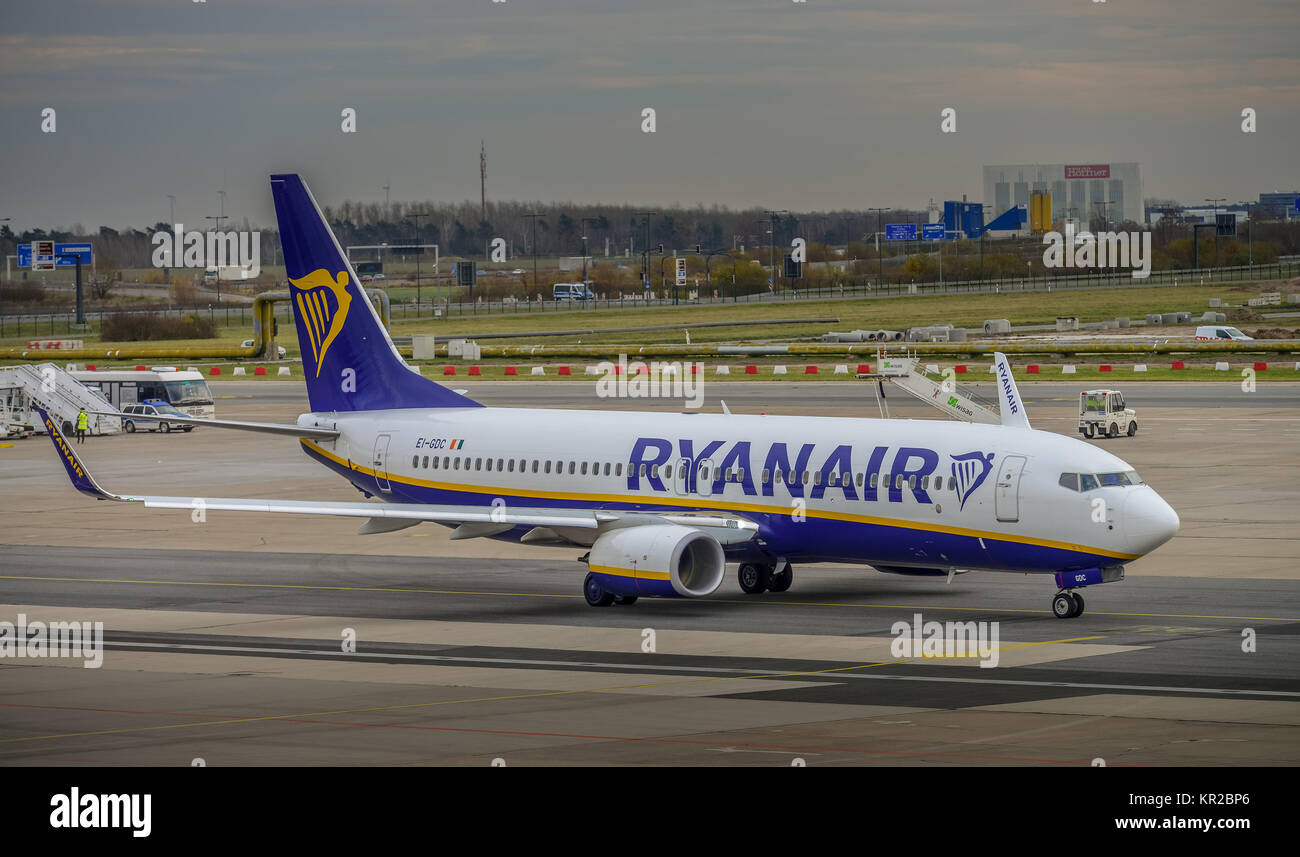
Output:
[{"xmin": 36, "ymin": 408, "xmax": 757, "ymax": 542}]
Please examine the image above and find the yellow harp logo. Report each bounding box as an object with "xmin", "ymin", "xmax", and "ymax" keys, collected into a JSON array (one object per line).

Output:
[{"xmin": 290, "ymin": 269, "xmax": 353, "ymax": 377}]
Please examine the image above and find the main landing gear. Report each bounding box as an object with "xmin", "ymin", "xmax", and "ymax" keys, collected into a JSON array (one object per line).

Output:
[
  {"xmin": 583, "ymin": 572, "xmax": 637, "ymax": 607},
  {"xmin": 1051, "ymin": 589, "xmax": 1086, "ymax": 619},
  {"xmin": 737, "ymin": 561, "xmax": 793, "ymax": 594}
]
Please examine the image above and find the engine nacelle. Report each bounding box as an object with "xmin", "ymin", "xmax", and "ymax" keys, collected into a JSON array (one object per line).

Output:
[{"xmin": 588, "ymin": 524, "xmax": 726, "ymax": 598}]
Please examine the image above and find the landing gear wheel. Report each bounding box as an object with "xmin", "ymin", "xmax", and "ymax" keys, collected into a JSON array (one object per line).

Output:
[
  {"xmin": 160, "ymin": 422, "xmax": 171, "ymax": 433},
  {"xmin": 124, "ymin": 422, "xmax": 136, "ymax": 433},
  {"xmin": 1107, "ymin": 423, "xmax": 1118, "ymax": 438},
  {"xmin": 613, "ymin": 594, "xmax": 638, "ymax": 606},
  {"xmin": 1070, "ymin": 592, "xmax": 1086, "ymax": 617},
  {"xmin": 1083, "ymin": 425, "xmax": 1095, "ymax": 439},
  {"xmin": 1052, "ymin": 592, "xmax": 1078, "ymax": 619},
  {"xmin": 769, "ymin": 564, "xmax": 793, "ymax": 592},
  {"xmin": 738, "ymin": 563, "xmax": 771, "ymax": 594},
  {"xmin": 1127, "ymin": 421, "xmax": 1137, "ymax": 437},
  {"xmin": 583, "ymin": 572, "xmax": 615, "ymax": 607}
]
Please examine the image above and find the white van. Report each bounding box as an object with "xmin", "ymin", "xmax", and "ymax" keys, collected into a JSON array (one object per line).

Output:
[
  {"xmin": 552, "ymin": 283, "xmax": 595, "ymax": 301},
  {"xmin": 1194, "ymin": 325, "xmax": 1253, "ymax": 341}
]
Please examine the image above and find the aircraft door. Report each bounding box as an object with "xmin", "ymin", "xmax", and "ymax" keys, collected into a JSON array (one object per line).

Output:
[
  {"xmin": 373, "ymin": 434, "xmax": 392, "ymax": 493},
  {"xmin": 695, "ymin": 459, "xmax": 714, "ymax": 497},
  {"xmin": 673, "ymin": 457, "xmax": 691, "ymax": 496},
  {"xmin": 995, "ymin": 455, "xmax": 1027, "ymax": 522}
]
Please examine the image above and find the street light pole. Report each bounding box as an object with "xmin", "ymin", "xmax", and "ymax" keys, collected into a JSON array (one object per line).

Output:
[
  {"xmin": 410, "ymin": 212, "xmax": 429, "ymax": 309},
  {"xmin": 637, "ymin": 212, "xmax": 655, "ymax": 295},
  {"xmin": 524, "ymin": 213, "xmax": 543, "ymax": 298},
  {"xmin": 866, "ymin": 207, "xmax": 890, "ymax": 285},
  {"xmin": 765, "ymin": 210, "xmax": 787, "ymax": 291},
  {"xmin": 1238, "ymin": 201, "xmax": 1255, "ymax": 273},
  {"xmin": 205, "ymin": 214, "xmax": 227, "ymax": 303},
  {"xmin": 580, "ymin": 217, "xmax": 597, "ymax": 291}
]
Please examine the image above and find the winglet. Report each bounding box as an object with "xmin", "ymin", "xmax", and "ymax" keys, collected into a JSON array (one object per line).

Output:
[
  {"xmin": 992, "ymin": 352, "xmax": 1031, "ymax": 429},
  {"xmin": 36, "ymin": 408, "xmax": 127, "ymax": 500}
]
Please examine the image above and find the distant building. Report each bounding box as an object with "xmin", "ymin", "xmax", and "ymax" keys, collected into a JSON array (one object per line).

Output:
[
  {"xmin": 1258, "ymin": 192, "xmax": 1299, "ymax": 219},
  {"xmin": 983, "ymin": 163, "xmax": 1144, "ymax": 232}
]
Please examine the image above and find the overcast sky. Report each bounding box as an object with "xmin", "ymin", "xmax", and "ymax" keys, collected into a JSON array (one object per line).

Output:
[{"xmin": 1, "ymin": 0, "xmax": 1296, "ymax": 231}]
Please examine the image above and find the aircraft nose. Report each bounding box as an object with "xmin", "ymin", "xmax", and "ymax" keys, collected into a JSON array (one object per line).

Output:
[{"xmin": 1122, "ymin": 487, "xmax": 1180, "ymax": 554}]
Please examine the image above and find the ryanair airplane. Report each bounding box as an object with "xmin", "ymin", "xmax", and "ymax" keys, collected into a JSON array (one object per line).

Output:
[{"xmin": 41, "ymin": 173, "xmax": 1180, "ymax": 618}]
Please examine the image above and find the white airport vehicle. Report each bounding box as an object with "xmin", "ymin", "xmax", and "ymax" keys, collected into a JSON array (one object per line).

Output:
[
  {"xmin": 38, "ymin": 174, "xmax": 1182, "ymax": 619},
  {"xmin": 0, "ymin": 362, "xmax": 121, "ymax": 436},
  {"xmin": 240, "ymin": 339, "xmax": 288, "ymax": 358},
  {"xmin": 69, "ymin": 368, "xmax": 215, "ymax": 419},
  {"xmin": 552, "ymin": 282, "xmax": 595, "ymax": 301},
  {"xmin": 1078, "ymin": 390, "xmax": 1137, "ymax": 438},
  {"xmin": 1194, "ymin": 325, "xmax": 1253, "ymax": 341}
]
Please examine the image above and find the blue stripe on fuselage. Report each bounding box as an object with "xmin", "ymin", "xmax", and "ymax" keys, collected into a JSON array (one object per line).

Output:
[{"xmin": 302, "ymin": 442, "xmax": 1117, "ymax": 574}]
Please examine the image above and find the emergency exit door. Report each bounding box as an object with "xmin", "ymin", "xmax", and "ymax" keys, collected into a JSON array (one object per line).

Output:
[
  {"xmin": 373, "ymin": 434, "xmax": 392, "ymax": 493},
  {"xmin": 995, "ymin": 455, "xmax": 1027, "ymax": 522}
]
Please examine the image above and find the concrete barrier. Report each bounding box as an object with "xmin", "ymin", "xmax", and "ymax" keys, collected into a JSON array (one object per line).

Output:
[
  {"xmin": 232, "ymin": 366, "xmax": 246, "ymax": 376},
  {"xmin": 773, "ymin": 365, "xmax": 787, "ymax": 375},
  {"xmin": 1160, "ymin": 313, "xmax": 1179, "ymax": 324},
  {"xmin": 983, "ymin": 319, "xmax": 1011, "ymax": 334},
  {"xmin": 1062, "ymin": 365, "xmax": 1076, "ymax": 374},
  {"xmin": 531, "ymin": 366, "xmax": 545, "ymax": 375},
  {"xmin": 277, "ymin": 366, "xmax": 291, "ymax": 376},
  {"xmin": 716, "ymin": 365, "xmax": 730, "ymax": 374},
  {"xmin": 834, "ymin": 364, "xmax": 849, "ymax": 375},
  {"xmin": 1214, "ymin": 362, "xmax": 1230, "ymax": 371},
  {"xmin": 1134, "ymin": 364, "xmax": 1147, "ymax": 372}
]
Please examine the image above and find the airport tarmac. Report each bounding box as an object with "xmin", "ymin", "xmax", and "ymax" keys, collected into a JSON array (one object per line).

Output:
[{"xmin": 1, "ymin": 380, "xmax": 1297, "ymax": 765}]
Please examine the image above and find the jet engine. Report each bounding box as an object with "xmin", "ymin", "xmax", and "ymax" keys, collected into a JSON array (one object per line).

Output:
[{"xmin": 588, "ymin": 524, "xmax": 726, "ymax": 598}]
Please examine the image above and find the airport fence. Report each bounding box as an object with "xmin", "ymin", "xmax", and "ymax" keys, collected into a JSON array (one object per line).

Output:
[{"xmin": 2, "ymin": 259, "xmax": 1297, "ymax": 338}]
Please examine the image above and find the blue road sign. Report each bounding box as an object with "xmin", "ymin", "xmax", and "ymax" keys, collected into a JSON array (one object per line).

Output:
[
  {"xmin": 18, "ymin": 243, "xmax": 93, "ymax": 267},
  {"xmin": 921, "ymin": 224, "xmax": 945, "ymax": 240},
  {"xmin": 885, "ymin": 224, "xmax": 917, "ymax": 241}
]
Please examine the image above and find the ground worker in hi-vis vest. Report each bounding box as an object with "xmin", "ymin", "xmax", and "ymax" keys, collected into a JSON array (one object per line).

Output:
[{"xmin": 75, "ymin": 410, "xmax": 89, "ymax": 445}]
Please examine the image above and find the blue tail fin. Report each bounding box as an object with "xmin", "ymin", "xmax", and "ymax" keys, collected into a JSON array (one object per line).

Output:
[{"xmin": 269, "ymin": 173, "xmax": 480, "ymax": 412}]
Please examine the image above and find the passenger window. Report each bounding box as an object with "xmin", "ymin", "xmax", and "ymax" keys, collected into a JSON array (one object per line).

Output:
[
  {"xmin": 604, "ymin": 463, "xmax": 611, "ymax": 476},
  {"xmin": 422, "ymin": 456, "xmax": 429, "ymax": 469},
  {"xmin": 497, "ymin": 458, "xmax": 503, "ymax": 470},
  {"xmin": 639, "ymin": 464, "xmax": 646, "ymax": 477},
  {"xmin": 545, "ymin": 461, "xmax": 552, "ymax": 474},
  {"xmin": 507, "ymin": 459, "xmax": 514, "ymax": 473},
  {"xmin": 443, "ymin": 457, "xmax": 450, "ymax": 469},
  {"xmin": 454, "ymin": 458, "xmax": 461, "ymax": 470},
  {"xmin": 568, "ymin": 461, "xmax": 575, "ymax": 475},
  {"xmin": 921, "ymin": 475, "xmax": 929, "ymax": 489},
  {"xmin": 485, "ymin": 459, "xmax": 493, "ymax": 471},
  {"xmin": 813, "ymin": 471, "xmax": 822, "ymax": 486},
  {"xmin": 1080, "ymin": 473, "xmax": 1099, "ymax": 491},
  {"xmin": 1058, "ymin": 473, "xmax": 1079, "ymax": 491},
  {"xmin": 895, "ymin": 474, "xmax": 903, "ymax": 490},
  {"xmin": 908, "ymin": 475, "xmax": 917, "ymax": 490},
  {"xmin": 802, "ymin": 471, "xmax": 810, "ymax": 485},
  {"xmin": 650, "ymin": 464, "xmax": 659, "ymax": 478},
  {"xmin": 615, "ymin": 463, "xmax": 622, "ymax": 476},
  {"xmin": 531, "ymin": 460, "xmax": 538, "ymax": 473},
  {"xmin": 869, "ymin": 473, "xmax": 878, "ymax": 488},
  {"xmin": 855, "ymin": 473, "xmax": 863, "ymax": 487},
  {"xmin": 474, "ymin": 458, "xmax": 482, "ymax": 470},
  {"xmin": 412, "ymin": 455, "xmax": 419, "ymax": 468},
  {"xmin": 763, "ymin": 468, "xmax": 772, "ymax": 483},
  {"xmin": 948, "ymin": 476, "xmax": 956, "ymax": 490},
  {"xmin": 738, "ymin": 468, "xmax": 746, "ymax": 481},
  {"xmin": 581, "ymin": 462, "xmax": 588, "ymax": 475}
]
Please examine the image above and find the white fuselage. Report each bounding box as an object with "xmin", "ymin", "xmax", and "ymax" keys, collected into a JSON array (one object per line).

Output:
[{"xmin": 295, "ymin": 406, "xmax": 1179, "ymax": 575}]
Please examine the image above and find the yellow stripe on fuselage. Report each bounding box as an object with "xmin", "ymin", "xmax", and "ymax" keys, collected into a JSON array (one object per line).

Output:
[{"xmin": 300, "ymin": 439, "xmax": 1140, "ymax": 561}]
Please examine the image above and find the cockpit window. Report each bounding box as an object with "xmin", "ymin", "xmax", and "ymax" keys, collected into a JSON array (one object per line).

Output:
[
  {"xmin": 1098, "ymin": 472, "xmax": 1129, "ymax": 487},
  {"xmin": 1058, "ymin": 473, "xmax": 1079, "ymax": 492},
  {"xmin": 1079, "ymin": 473, "xmax": 1100, "ymax": 492}
]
